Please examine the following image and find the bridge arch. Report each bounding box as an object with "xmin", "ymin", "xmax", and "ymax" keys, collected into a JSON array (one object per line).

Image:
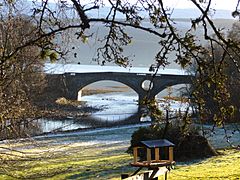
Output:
[
  {"xmin": 155, "ymin": 83, "xmax": 191, "ymax": 98},
  {"xmin": 77, "ymin": 79, "xmax": 139, "ymax": 95},
  {"xmin": 79, "ymin": 80, "xmax": 140, "ymax": 122},
  {"xmin": 145, "ymin": 74, "xmax": 192, "ymax": 99},
  {"xmin": 64, "ymin": 72, "xmax": 146, "ymax": 102},
  {"xmin": 77, "ymin": 80, "xmax": 139, "ymax": 101}
]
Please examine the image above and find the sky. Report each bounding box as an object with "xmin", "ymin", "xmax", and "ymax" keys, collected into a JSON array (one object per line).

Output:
[
  {"xmin": 79, "ymin": 0, "xmax": 239, "ymax": 11},
  {"xmin": 47, "ymin": 0, "xmax": 239, "ymax": 11},
  {"xmin": 165, "ymin": 0, "xmax": 238, "ymax": 10}
]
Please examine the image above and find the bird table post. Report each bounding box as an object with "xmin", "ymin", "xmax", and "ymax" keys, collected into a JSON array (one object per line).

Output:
[
  {"xmin": 133, "ymin": 147, "xmax": 138, "ymax": 164},
  {"xmin": 169, "ymin": 147, "xmax": 174, "ymax": 162}
]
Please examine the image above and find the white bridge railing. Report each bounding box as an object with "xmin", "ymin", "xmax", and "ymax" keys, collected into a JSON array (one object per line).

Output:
[{"xmin": 44, "ymin": 63, "xmax": 190, "ymax": 76}]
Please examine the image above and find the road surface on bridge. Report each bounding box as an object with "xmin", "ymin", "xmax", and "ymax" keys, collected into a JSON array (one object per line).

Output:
[{"xmin": 44, "ymin": 63, "xmax": 190, "ymax": 76}]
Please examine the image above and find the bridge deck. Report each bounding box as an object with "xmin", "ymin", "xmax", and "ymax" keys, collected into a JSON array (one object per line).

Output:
[{"xmin": 44, "ymin": 63, "xmax": 190, "ymax": 76}]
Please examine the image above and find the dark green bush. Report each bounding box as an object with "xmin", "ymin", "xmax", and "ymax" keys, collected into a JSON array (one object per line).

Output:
[{"xmin": 127, "ymin": 123, "xmax": 217, "ymax": 161}]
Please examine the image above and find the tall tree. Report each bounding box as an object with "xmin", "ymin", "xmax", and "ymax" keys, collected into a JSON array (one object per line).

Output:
[
  {"xmin": 0, "ymin": 13, "xmax": 52, "ymax": 139},
  {"xmin": 190, "ymin": 22, "xmax": 240, "ymax": 125}
]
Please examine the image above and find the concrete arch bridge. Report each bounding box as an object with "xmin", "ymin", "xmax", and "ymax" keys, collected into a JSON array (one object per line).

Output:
[{"xmin": 45, "ymin": 63, "xmax": 193, "ymax": 107}]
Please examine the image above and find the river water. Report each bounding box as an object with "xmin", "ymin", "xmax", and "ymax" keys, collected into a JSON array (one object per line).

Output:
[{"xmin": 38, "ymin": 81, "xmax": 191, "ymax": 133}]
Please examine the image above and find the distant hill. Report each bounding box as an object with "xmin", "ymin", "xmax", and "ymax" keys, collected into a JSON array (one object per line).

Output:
[
  {"xmin": 15, "ymin": 1, "xmax": 234, "ymax": 20},
  {"xmin": 86, "ymin": 7, "xmax": 234, "ymax": 20},
  {"xmin": 170, "ymin": 9, "xmax": 233, "ymax": 19},
  {"xmin": 12, "ymin": 2, "xmax": 235, "ymax": 67}
]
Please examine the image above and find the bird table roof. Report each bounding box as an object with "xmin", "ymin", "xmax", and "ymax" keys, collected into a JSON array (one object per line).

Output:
[{"xmin": 140, "ymin": 139, "xmax": 175, "ymax": 148}]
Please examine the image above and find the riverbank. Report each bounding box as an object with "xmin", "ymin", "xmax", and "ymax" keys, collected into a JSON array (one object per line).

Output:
[
  {"xmin": 81, "ymin": 86, "xmax": 129, "ymax": 96},
  {"xmin": 36, "ymin": 88, "xmax": 128, "ymax": 120},
  {"xmin": 36, "ymin": 98, "xmax": 100, "ymax": 120},
  {"xmin": 30, "ymin": 87, "xmax": 140, "ymax": 135}
]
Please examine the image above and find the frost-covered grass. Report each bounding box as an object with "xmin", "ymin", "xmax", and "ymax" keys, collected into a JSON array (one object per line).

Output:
[
  {"xmin": 1, "ymin": 141, "xmax": 240, "ymax": 180},
  {"xmin": 0, "ymin": 123, "xmax": 239, "ymax": 180},
  {"xmin": 0, "ymin": 142, "xmax": 133, "ymax": 180}
]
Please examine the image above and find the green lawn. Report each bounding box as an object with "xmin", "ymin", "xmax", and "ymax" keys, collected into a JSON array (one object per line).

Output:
[
  {"xmin": 0, "ymin": 142, "xmax": 134, "ymax": 180},
  {"xmin": 169, "ymin": 149, "xmax": 240, "ymax": 180},
  {"xmin": 0, "ymin": 141, "xmax": 240, "ymax": 180}
]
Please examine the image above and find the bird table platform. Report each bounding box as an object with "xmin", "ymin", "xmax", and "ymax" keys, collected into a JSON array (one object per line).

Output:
[{"xmin": 122, "ymin": 139, "xmax": 175, "ymax": 180}]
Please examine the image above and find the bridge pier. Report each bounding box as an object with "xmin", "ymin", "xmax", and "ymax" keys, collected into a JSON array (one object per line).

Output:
[
  {"xmin": 78, "ymin": 90, "xmax": 83, "ymax": 101},
  {"xmin": 137, "ymin": 92, "xmax": 157, "ymax": 117},
  {"xmin": 64, "ymin": 87, "xmax": 79, "ymax": 101}
]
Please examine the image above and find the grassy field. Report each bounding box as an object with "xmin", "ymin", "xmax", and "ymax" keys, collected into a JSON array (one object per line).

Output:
[
  {"xmin": 0, "ymin": 141, "xmax": 133, "ymax": 180},
  {"xmin": 169, "ymin": 149, "xmax": 240, "ymax": 180},
  {"xmin": 0, "ymin": 139, "xmax": 240, "ymax": 180}
]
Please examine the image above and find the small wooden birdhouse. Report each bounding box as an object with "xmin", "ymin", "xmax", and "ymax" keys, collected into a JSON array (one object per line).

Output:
[{"xmin": 131, "ymin": 139, "xmax": 175, "ymax": 168}]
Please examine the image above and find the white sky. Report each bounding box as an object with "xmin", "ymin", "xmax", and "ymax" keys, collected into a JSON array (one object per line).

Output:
[
  {"xmin": 164, "ymin": 0, "xmax": 238, "ymax": 10},
  {"xmin": 78, "ymin": 0, "xmax": 239, "ymax": 11}
]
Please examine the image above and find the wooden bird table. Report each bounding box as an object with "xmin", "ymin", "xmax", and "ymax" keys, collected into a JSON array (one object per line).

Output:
[{"xmin": 122, "ymin": 139, "xmax": 175, "ymax": 180}]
